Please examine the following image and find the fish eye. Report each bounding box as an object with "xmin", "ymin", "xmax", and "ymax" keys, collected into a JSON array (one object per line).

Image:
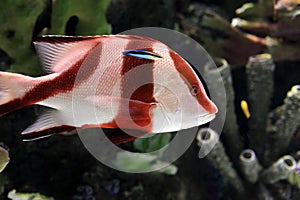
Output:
[{"xmin": 191, "ymin": 86, "xmax": 199, "ymax": 96}]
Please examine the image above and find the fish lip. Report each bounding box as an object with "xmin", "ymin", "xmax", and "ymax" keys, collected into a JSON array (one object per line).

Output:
[{"xmin": 197, "ymin": 113, "xmax": 216, "ymax": 125}]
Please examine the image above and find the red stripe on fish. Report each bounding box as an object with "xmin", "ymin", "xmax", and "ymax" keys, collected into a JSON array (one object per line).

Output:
[
  {"xmin": 121, "ymin": 47, "xmax": 155, "ymax": 103},
  {"xmin": 169, "ymin": 50, "xmax": 216, "ymax": 114},
  {"xmin": 116, "ymin": 35, "xmax": 159, "ymax": 43},
  {"xmin": 103, "ymin": 42, "xmax": 155, "ymax": 134},
  {"xmin": 0, "ymin": 41, "xmax": 102, "ymax": 115},
  {"xmin": 120, "ymin": 42, "xmax": 155, "ymax": 130},
  {"xmin": 21, "ymin": 125, "xmax": 76, "ymax": 141}
]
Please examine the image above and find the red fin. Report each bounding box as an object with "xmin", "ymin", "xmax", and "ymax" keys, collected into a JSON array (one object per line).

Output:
[
  {"xmin": 104, "ymin": 129, "xmax": 146, "ymax": 144},
  {"xmin": 87, "ymin": 96, "xmax": 155, "ymax": 132}
]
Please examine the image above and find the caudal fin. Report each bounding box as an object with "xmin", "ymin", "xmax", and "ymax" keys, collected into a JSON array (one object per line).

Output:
[{"xmin": 0, "ymin": 71, "xmax": 34, "ymax": 116}]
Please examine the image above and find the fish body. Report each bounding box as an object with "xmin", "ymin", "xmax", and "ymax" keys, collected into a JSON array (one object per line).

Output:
[{"xmin": 0, "ymin": 35, "xmax": 217, "ymax": 143}]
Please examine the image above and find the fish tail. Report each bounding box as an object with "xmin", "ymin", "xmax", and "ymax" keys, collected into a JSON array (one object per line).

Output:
[{"xmin": 0, "ymin": 71, "xmax": 35, "ymax": 115}]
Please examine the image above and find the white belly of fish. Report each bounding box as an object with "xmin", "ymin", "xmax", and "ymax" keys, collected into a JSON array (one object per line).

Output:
[{"xmin": 37, "ymin": 92, "xmax": 119, "ymax": 127}]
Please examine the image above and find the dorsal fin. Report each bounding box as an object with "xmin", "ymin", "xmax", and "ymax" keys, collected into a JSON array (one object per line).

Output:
[
  {"xmin": 34, "ymin": 35, "xmax": 104, "ymax": 43},
  {"xmin": 33, "ymin": 35, "xmax": 105, "ymax": 73}
]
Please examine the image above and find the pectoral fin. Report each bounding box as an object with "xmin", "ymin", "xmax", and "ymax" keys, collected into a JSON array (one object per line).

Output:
[{"xmin": 87, "ymin": 96, "xmax": 156, "ymax": 132}]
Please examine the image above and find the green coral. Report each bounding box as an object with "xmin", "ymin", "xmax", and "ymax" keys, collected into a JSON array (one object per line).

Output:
[
  {"xmin": 0, "ymin": 174, "xmax": 9, "ymax": 195},
  {"xmin": 0, "ymin": 146, "xmax": 9, "ymax": 174},
  {"xmin": 0, "ymin": 0, "xmax": 110, "ymax": 75},
  {"xmin": 115, "ymin": 134, "xmax": 178, "ymax": 175},
  {"xmin": 133, "ymin": 133, "xmax": 171, "ymax": 153},
  {"xmin": 288, "ymin": 170, "xmax": 300, "ymax": 189},
  {"xmin": 114, "ymin": 152, "xmax": 157, "ymax": 172},
  {"xmin": 0, "ymin": 0, "xmax": 45, "ymax": 75},
  {"xmin": 50, "ymin": 0, "xmax": 110, "ymax": 35},
  {"xmin": 7, "ymin": 189, "xmax": 54, "ymax": 200},
  {"xmin": 114, "ymin": 152, "xmax": 178, "ymax": 175}
]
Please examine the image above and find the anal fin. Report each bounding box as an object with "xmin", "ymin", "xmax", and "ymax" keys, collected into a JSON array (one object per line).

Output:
[{"xmin": 21, "ymin": 109, "xmax": 76, "ymax": 141}]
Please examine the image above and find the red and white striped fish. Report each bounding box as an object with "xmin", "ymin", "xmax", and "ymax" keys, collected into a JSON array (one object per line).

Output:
[{"xmin": 0, "ymin": 35, "xmax": 217, "ymax": 144}]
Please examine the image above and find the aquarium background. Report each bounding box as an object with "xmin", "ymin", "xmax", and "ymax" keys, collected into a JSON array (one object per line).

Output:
[{"xmin": 0, "ymin": 0, "xmax": 300, "ymax": 199}]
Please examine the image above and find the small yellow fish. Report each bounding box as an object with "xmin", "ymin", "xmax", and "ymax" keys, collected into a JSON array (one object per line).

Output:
[
  {"xmin": 241, "ymin": 100, "xmax": 251, "ymax": 119},
  {"xmin": 0, "ymin": 145, "xmax": 9, "ymax": 173}
]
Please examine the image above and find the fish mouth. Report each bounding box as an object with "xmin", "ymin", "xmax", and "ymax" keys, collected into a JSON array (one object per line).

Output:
[{"xmin": 197, "ymin": 113, "xmax": 216, "ymax": 126}]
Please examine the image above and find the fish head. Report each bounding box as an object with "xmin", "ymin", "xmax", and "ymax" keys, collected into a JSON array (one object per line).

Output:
[
  {"xmin": 112, "ymin": 35, "xmax": 217, "ymax": 133},
  {"xmin": 151, "ymin": 44, "xmax": 218, "ymax": 133}
]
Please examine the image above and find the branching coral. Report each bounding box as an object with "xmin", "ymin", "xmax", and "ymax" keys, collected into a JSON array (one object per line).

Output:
[
  {"xmin": 0, "ymin": 0, "xmax": 110, "ymax": 75},
  {"xmin": 179, "ymin": 1, "xmax": 300, "ymax": 66}
]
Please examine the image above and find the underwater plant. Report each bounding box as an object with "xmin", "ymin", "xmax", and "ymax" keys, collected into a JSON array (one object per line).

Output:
[
  {"xmin": 0, "ymin": 0, "xmax": 110, "ymax": 75},
  {"xmin": 0, "ymin": 145, "xmax": 9, "ymax": 174},
  {"xmin": 115, "ymin": 133, "xmax": 178, "ymax": 175},
  {"xmin": 7, "ymin": 189, "xmax": 54, "ymax": 200}
]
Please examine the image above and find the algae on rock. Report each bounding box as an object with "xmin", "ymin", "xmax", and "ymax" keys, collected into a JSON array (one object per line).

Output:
[
  {"xmin": 204, "ymin": 58, "xmax": 242, "ymax": 165},
  {"xmin": 0, "ymin": 0, "xmax": 110, "ymax": 75},
  {"xmin": 246, "ymin": 53, "xmax": 275, "ymax": 160},
  {"xmin": 266, "ymin": 85, "xmax": 300, "ymax": 162},
  {"xmin": 197, "ymin": 128, "xmax": 244, "ymax": 194},
  {"xmin": 239, "ymin": 149, "xmax": 262, "ymax": 183},
  {"xmin": 0, "ymin": 0, "xmax": 45, "ymax": 75}
]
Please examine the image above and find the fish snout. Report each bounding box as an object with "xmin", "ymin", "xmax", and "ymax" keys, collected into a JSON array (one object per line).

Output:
[
  {"xmin": 206, "ymin": 100, "xmax": 218, "ymax": 115},
  {"xmin": 196, "ymin": 100, "xmax": 217, "ymax": 125}
]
